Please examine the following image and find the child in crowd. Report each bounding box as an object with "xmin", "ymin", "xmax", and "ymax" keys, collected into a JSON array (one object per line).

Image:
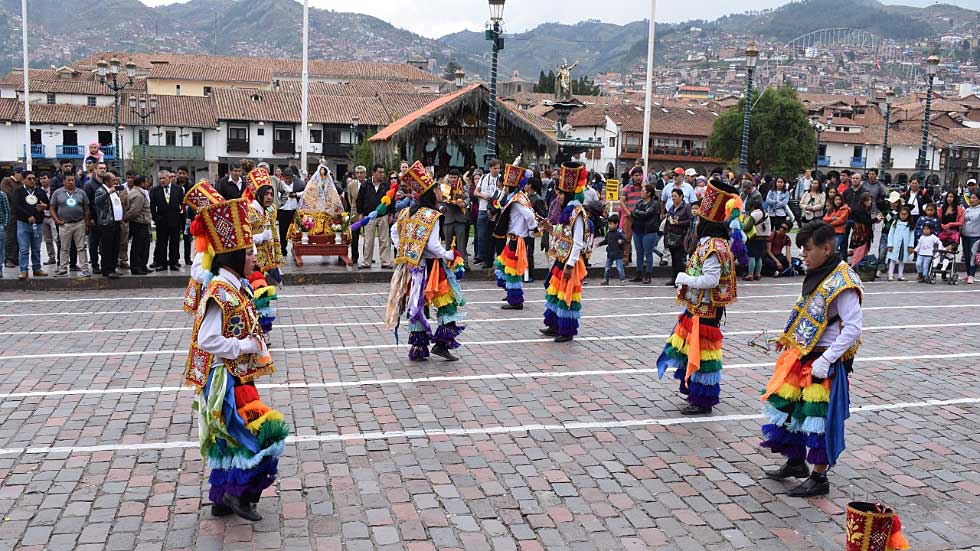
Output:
[
  {"xmin": 822, "ymin": 194, "xmax": 850, "ymax": 254},
  {"xmin": 683, "ymin": 203, "xmax": 702, "ymax": 255},
  {"xmin": 915, "ymin": 223, "xmax": 941, "ymax": 282},
  {"xmin": 914, "ymin": 202, "xmax": 939, "ymax": 244},
  {"xmin": 599, "ymin": 213, "xmax": 626, "ymax": 285},
  {"xmin": 763, "ymin": 221, "xmax": 793, "ymax": 277},
  {"xmin": 886, "ymin": 206, "xmax": 914, "ymax": 281},
  {"xmin": 742, "ymin": 200, "xmax": 771, "ymax": 281}
]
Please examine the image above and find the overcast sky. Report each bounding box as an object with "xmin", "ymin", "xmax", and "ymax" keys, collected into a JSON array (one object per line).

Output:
[{"xmin": 140, "ymin": 0, "xmax": 980, "ymax": 39}]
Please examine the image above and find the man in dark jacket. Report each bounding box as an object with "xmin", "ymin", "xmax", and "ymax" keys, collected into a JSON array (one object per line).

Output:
[
  {"xmin": 84, "ymin": 162, "xmax": 110, "ymax": 272},
  {"xmin": 12, "ymin": 171, "xmax": 49, "ymax": 278},
  {"xmin": 216, "ymin": 163, "xmax": 245, "ymax": 200},
  {"xmin": 354, "ymin": 164, "xmax": 392, "ymax": 269},
  {"xmin": 93, "ymin": 171, "xmax": 124, "ymax": 279},
  {"xmin": 150, "ymin": 170, "xmax": 184, "ymax": 271}
]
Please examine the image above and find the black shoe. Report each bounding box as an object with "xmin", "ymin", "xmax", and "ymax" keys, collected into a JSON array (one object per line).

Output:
[
  {"xmin": 554, "ymin": 335, "xmax": 573, "ymax": 343},
  {"xmin": 680, "ymin": 404, "xmax": 712, "ymax": 415},
  {"xmin": 149, "ymin": 263, "xmax": 161, "ymax": 270},
  {"xmin": 765, "ymin": 461, "xmax": 810, "ymax": 480},
  {"xmin": 787, "ymin": 474, "xmax": 830, "ymax": 497},
  {"xmin": 501, "ymin": 303, "xmax": 523, "ymax": 310},
  {"xmin": 539, "ymin": 327, "xmax": 557, "ymax": 337},
  {"xmin": 430, "ymin": 344, "xmax": 459, "ymax": 362},
  {"xmin": 131, "ymin": 269, "xmax": 148, "ymax": 276},
  {"xmin": 155, "ymin": 265, "xmax": 168, "ymax": 272},
  {"xmin": 630, "ymin": 274, "xmax": 643, "ymax": 282},
  {"xmin": 222, "ymin": 494, "xmax": 262, "ymax": 522},
  {"xmin": 185, "ymin": 258, "xmax": 193, "ymax": 265},
  {"xmin": 211, "ymin": 502, "xmax": 233, "ymax": 517},
  {"xmin": 169, "ymin": 265, "xmax": 180, "ymax": 271}
]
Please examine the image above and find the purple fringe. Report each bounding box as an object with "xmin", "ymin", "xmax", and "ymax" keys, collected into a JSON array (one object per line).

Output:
[
  {"xmin": 506, "ymin": 287, "xmax": 523, "ymax": 305},
  {"xmin": 433, "ymin": 323, "xmax": 463, "ymax": 350},
  {"xmin": 807, "ymin": 446, "xmax": 829, "ymax": 466},
  {"xmin": 543, "ymin": 309, "xmax": 557, "ymax": 328},
  {"xmin": 556, "ymin": 316, "xmax": 579, "ymax": 337},
  {"xmin": 409, "ymin": 330, "xmax": 430, "ymax": 360},
  {"xmin": 672, "ymin": 366, "xmax": 690, "ymax": 395},
  {"xmin": 686, "ymin": 381, "xmax": 720, "ymax": 408},
  {"xmin": 208, "ymin": 456, "xmax": 278, "ymax": 503},
  {"xmin": 259, "ymin": 317, "xmax": 274, "ymax": 334},
  {"xmin": 760, "ymin": 424, "xmax": 807, "ymax": 461}
]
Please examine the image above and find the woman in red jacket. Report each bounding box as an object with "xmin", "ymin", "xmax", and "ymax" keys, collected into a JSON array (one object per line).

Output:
[{"xmin": 822, "ymin": 194, "xmax": 850, "ymax": 256}]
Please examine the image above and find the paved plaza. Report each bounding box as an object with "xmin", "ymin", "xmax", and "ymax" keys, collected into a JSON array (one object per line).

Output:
[{"xmin": 0, "ymin": 277, "xmax": 978, "ymax": 550}]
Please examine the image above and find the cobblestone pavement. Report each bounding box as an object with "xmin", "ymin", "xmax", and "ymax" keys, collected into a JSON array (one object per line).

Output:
[{"xmin": 0, "ymin": 275, "xmax": 978, "ymax": 551}]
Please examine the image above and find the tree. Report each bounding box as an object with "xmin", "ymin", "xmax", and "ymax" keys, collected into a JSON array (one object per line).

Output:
[
  {"xmin": 347, "ymin": 131, "xmax": 374, "ymax": 170},
  {"xmin": 442, "ymin": 60, "xmax": 462, "ymax": 82},
  {"xmin": 534, "ymin": 70, "xmax": 556, "ymax": 94},
  {"xmin": 706, "ymin": 86, "xmax": 815, "ymax": 177},
  {"xmin": 572, "ymin": 74, "xmax": 600, "ymax": 96}
]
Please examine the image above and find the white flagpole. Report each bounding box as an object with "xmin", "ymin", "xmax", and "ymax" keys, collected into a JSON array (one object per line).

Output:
[
  {"xmin": 641, "ymin": 0, "xmax": 656, "ymax": 181},
  {"xmin": 21, "ymin": 0, "xmax": 31, "ymax": 170},
  {"xmin": 300, "ymin": 0, "xmax": 309, "ymax": 174}
]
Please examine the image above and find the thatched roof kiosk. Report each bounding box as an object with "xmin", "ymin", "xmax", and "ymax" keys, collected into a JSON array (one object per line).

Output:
[{"xmin": 369, "ymin": 83, "xmax": 558, "ymax": 172}]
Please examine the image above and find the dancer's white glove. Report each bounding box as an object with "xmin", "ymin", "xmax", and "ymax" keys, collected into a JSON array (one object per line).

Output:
[{"xmin": 810, "ymin": 356, "xmax": 831, "ymax": 379}]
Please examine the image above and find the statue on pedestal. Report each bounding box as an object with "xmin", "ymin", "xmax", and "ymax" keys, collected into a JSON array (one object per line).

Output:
[{"xmin": 556, "ymin": 58, "xmax": 579, "ymax": 101}]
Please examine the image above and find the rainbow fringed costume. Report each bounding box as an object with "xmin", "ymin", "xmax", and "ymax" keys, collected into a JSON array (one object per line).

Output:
[
  {"xmin": 760, "ymin": 261, "xmax": 863, "ymax": 468},
  {"xmin": 543, "ymin": 162, "xmax": 593, "ymax": 339},
  {"xmin": 385, "ymin": 162, "xmax": 466, "ymax": 361},
  {"xmin": 183, "ymin": 194, "xmax": 288, "ymax": 517},
  {"xmin": 247, "ymin": 271, "xmax": 278, "ymax": 334},
  {"xmin": 493, "ymin": 165, "xmax": 536, "ymax": 307},
  {"xmin": 656, "ymin": 180, "xmax": 740, "ymax": 411}
]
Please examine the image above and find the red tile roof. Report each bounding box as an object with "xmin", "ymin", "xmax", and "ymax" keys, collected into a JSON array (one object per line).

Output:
[{"xmin": 148, "ymin": 64, "xmax": 273, "ymax": 84}]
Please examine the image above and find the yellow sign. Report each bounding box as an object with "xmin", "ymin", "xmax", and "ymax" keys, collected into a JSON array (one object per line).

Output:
[{"xmin": 605, "ymin": 179, "xmax": 620, "ymax": 202}]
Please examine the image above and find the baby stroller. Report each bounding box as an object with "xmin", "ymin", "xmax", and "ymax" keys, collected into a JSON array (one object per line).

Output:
[{"xmin": 928, "ymin": 240, "xmax": 959, "ymax": 285}]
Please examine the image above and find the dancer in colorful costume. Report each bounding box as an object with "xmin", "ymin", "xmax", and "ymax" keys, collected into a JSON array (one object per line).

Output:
[
  {"xmin": 656, "ymin": 179, "xmax": 740, "ymax": 415},
  {"xmin": 760, "ymin": 220, "xmax": 864, "ymax": 498},
  {"xmin": 245, "ymin": 168, "xmax": 283, "ymax": 335},
  {"xmin": 182, "ymin": 180, "xmax": 225, "ymax": 314},
  {"xmin": 184, "ymin": 196, "xmax": 287, "ymax": 521},
  {"xmin": 493, "ymin": 163, "xmax": 537, "ymax": 310},
  {"xmin": 385, "ymin": 161, "xmax": 466, "ymax": 361},
  {"xmin": 540, "ymin": 162, "xmax": 593, "ymax": 343}
]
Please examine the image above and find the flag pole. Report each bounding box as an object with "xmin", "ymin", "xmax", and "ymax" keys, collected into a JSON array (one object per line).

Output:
[
  {"xmin": 299, "ymin": 0, "xmax": 309, "ymax": 175},
  {"xmin": 21, "ymin": 0, "xmax": 31, "ymax": 170},
  {"xmin": 641, "ymin": 0, "xmax": 656, "ymax": 182}
]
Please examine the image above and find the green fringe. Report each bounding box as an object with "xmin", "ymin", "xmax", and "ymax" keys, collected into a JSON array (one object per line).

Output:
[
  {"xmin": 544, "ymin": 293, "xmax": 582, "ymax": 311},
  {"xmin": 697, "ymin": 359, "xmax": 722, "ymax": 373},
  {"xmin": 791, "ymin": 404, "xmax": 808, "ymax": 422},
  {"xmin": 256, "ymin": 419, "xmax": 289, "ymax": 449},
  {"xmin": 207, "ymin": 441, "xmax": 251, "ymax": 461},
  {"xmin": 436, "ymin": 302, "xmax": 458, "ymax": 318},
  {"xmin": 802, "ymin": 401, "xmax": 829, "ymax": 419},
  {"xmin": 254, "ymin": 296, "xmax": 274, "ymax": 309},
  {"xmin": 767, "ymin": 394, "xmax": 795, "ymax": 412}
]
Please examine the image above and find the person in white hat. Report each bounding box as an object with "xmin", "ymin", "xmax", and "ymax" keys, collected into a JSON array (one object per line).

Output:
[{"xmin": 876, "ymin": 190, "xmax": 904, "ymax": 275}]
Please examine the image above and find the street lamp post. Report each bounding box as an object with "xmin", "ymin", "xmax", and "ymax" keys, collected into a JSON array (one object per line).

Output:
[
  {"xmin": 811, "ymin": 120, "xmax": 825, "ymax": 171},
  {"xmin": 98, "ymin": 58, "xmax": 136, "ymax": 174},
  {"xmin": 917, "ymin": 55, "xmax": 940, "ymax": 180},
  {"xmin": 880, "ymin": 88, "xmax": 894, "ymax": 184},
  {"xmin": 350, "ymin": 116, "xmax": 359, "ymax": 146},
  {"xmin": 454, "ymin": 68, "xmax": 465, "ymax": 90},
  {"xmin": 738, "ymin": 42, "xmax": 759, "ymax": 175},
  {"xmin": 485, "ymin": 0, "xmax": 506, "ymax": 165},
  {"xmin": 128, "ymin": 94, "xmax": 157, "ymax": 176}
]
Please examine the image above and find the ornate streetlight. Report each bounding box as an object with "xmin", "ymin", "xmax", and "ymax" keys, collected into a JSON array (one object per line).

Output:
[
  {"xmin": 128, "ymin": 94, "xmax": 157, "ymax": 176},
  {"xmin": 97, "ymin": 58, "xmax": 137, "ymax": 174},
  {"xmin": 811, "ymin": 119, "xmax": 826, "ymax": 172},
  {"xmin": 880, "ymin": 88, "xmax": 895, "ymax": 183},
  {"xmin": 485, "ymin": 0, "xmax": 506, "ymax": 164},
  {"xmin": 454, "ymin": 68, "xmax": 466, "ymax": 90},
  {"xmin": 917, "ymin": 55, "xmax": 940, "ymax": 180},
  {"xmin": 738, "ymin": 42, "xmax": 759, "ymax": 175}
]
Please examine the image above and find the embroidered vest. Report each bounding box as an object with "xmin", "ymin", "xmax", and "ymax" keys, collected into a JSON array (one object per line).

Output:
[
  {"xmin": 548, "ymin": 205, "xmax": 593, "ymax": 264},
  {"xmin": 780, "ymin": 262, "xmax": 864, "ymax": 359},
  {"xmin": 395, "ymin": 207, "xmax": 441, "ymax": 268},
  {"xmin": 493, "ymin": 191, "xmax": 533, "ymax": 239},
  {"xmin": 678, "ymin": 237, "xmax": 737, "ymax": 317},
  {"xmin": 185, "ymin": 279, "xmax": 275, "ymax": 388},
  {"xmin": 183, "ymin": 279, "xmax": 202, "ymax": 314},
  {"xmin": 248, "ymin": 204, "xmax": 284, "ymax": 272}
]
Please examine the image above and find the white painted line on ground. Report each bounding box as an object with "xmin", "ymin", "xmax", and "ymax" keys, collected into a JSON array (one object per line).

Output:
[
  {"xmin": 7, "ymin": 303, "xmax": 975, "ymax": 336},
  {"xmin": 1, "ymin": 350, "xmax": 975, "ymax": 401},
  {"xmin": 2, "ymin": 288, "xmax": 974, "ymax": 319},
  {"xmin": 0, "ymin": 282, "xmax": 812, "ymax": 305},
  {"xmin": 2, "ymin": 322, "xmax": 976, "ymax": 361},
  {"xmin": 1, "ymin": 396, "xmax": 976, "ymax": 456}
]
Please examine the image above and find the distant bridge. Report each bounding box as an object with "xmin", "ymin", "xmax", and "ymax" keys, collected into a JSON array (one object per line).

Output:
[{"xmin": 783, "ymin": 28, "xmax": 882, "ymax": 53}]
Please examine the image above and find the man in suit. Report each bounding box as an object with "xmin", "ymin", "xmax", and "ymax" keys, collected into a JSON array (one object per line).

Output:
[
  {"xmin": 217, "ymin": 162, "xmax": 245, "ymax": 200},
  {"xmin": 150, "ymin": 170, "xmax": 184, "ymax": 271},
  {"xmin": 176, "ymin": 166, "xmax": 195, "ymax": 265},
  {"xmin": 440, "ymin": 169, "xmax": 470, "ymax": 268},
  {"xmin": 126, "ymin": 175, "xmax": 152, "ymax": 275}
]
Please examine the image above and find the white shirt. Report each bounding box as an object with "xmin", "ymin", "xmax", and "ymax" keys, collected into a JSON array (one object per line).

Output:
[
  {"xmin": 507, "ymin": 202, "xmax": 537, "ymax": 238},
  {"xmin": 584, "ymin": 186, "xmax": 600, "ymax": 204},
  {"xmin": 662, "ymin": 181, "xmax": 698, "ymax": 205},
  {"xmin": 478, "ymin": 173, "xmax": 500, "ymax": 212},
  {"xmin": 103, "ymin": 184, "xmax": 123, "ymax": 222},
  {"xmin": 566, "ymin": 215, "xmax": 585, "ymax": 265},
  {"xmin": 197, "ymin": 269, "xmax": 262, "ymax": 360},
  {"xmin": 390, "ymin": 216, "xmax": 454, "ymax": 261},
  {"xmin": 915, "ymin": 234, "xmax": 941, "ymax": 257},
  {"xmin": 814, "ymin": 288, "xmax": 862, "ymax": 366},
  {"xmin": 675, "ymin": 237, "xmax": 721, "ymax": 289},
  {"xmin": 280, "ymin": 179, "xmax": 298, "ymax": 210}
]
